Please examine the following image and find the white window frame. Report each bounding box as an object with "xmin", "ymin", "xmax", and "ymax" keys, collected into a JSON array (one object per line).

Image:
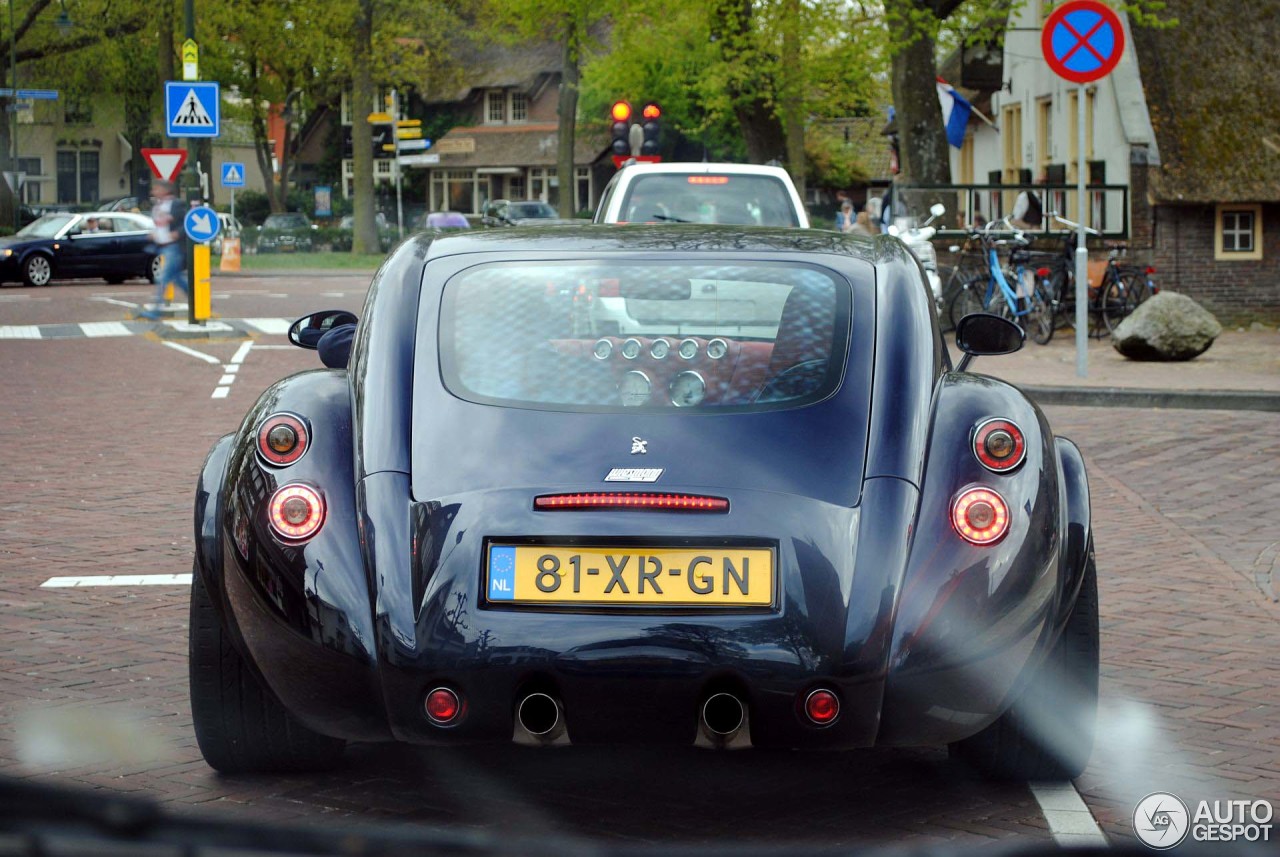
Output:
[
  {"xmin": 1215, "ymin": 204, "xmax": 1263, "ymax": 261},
  {"xmin": 485, "ymin": 90, "xmax": 506, "ymax": 125},
  {"xmin": 510, "ymin": 92, "xmax": 528, "ymax": 123}
]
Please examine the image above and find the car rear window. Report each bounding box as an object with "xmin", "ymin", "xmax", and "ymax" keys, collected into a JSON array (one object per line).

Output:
[
  {"xmin": 438, "ymin": 261, "xmax": 850, "ymax": 413},
  {"xmin": 617, "ymin": 174, "xmax": 800, "ymax": 227}
]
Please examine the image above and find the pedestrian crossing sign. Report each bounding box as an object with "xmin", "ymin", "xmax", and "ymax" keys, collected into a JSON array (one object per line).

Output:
[
  {"xmin": 165, "ymin": 80, "xmax": 220, "ymax": 138},
  {"xmin": 221, "ymin": 162, "xmax": 245, "ymax": 188}
]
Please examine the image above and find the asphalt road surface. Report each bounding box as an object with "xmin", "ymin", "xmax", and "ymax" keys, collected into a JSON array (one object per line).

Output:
[{"xmin": 1, "ymin": 273, "xmax": 1276, "ymax": 849}]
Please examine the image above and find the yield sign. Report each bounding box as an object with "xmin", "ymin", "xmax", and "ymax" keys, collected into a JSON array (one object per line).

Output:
[
  {"xmin": 1042, "ymin": 0, "xmax": 1125, "ymax": 84},
  {"xmin": 141, "ymin": 148, "xmax": 188, "ymax": 182}
]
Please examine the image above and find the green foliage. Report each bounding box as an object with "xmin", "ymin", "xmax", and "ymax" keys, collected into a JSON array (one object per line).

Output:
[
  {"xmin": 235, "ymin": 191, "xmax": 273, "ymax": 227},
  {"xmin": 805, "ymin": 126, "xmax": 871, "ymax": 188}
]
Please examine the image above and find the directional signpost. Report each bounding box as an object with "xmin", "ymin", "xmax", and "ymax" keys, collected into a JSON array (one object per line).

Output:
[
  {"xmin": 220, "ymin": 161, "xmax": 245, "ymax": 222},
  {"xmin": 183, "ymin": 205, "xmax": 219, "ymax": 325},
  {"xmin": 1042, "ymin": 0, "xmax": 1125, "ymax": 378}
]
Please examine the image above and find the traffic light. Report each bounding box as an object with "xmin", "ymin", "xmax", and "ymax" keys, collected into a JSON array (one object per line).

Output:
[
  {"xmin": 610, "ymin": 101, "xmax": 632, "ymax": 157},
  {"xmin": 641, "ymin": 102, "xmax": 661, "ymax": 156}
]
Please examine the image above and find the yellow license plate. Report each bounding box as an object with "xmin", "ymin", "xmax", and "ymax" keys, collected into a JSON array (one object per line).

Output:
[{"xmin": 486, "ymin": 545, "xmax": 774, "ymax": 607}]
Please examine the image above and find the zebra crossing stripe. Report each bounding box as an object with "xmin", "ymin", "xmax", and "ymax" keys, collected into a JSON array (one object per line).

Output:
[
  {"xmin": 0, "ymin": 318, "xmax": 295, "ymax": 340},
  {"xmin": 79, "ymin": 322, "xmax": 132, "ymax": 337},
  {"xmin": 243, "ymin": 318, "xmax": 292, "ymax": 334},
  {"xmin": 0, "ymin": 325, "xmax": 42, "ymax": 339}
]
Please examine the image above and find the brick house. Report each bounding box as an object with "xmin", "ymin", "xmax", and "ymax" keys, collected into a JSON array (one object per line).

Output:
[
  {"xmin": 956, "ymin": 0, "xmax": 1278, "ymax": 320},
  {"xmin": 416, "ymin": 40, "xmax": 607, "ymax": 216}
]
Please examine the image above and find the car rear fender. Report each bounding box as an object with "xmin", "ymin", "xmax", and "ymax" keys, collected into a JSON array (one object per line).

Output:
[
  {"xmin": 193, "ymin": 432, "xmax": 235, "ymax": 618},
  {"xmin": 213, "ymin": 369, "xmax": 390, "ymax": 741},
  {"xmin": 1054, "ymin": 436, "xmax": 1092, "ymax": 627},
  {"xmin": 879, "ymin": 372, "xmax": 1063, "ymax": 746}
]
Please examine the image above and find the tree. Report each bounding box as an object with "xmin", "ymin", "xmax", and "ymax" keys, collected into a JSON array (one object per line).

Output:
[
  {"xmin": 482, "ymin": 0, "xmax": 613, "ymax": 219},
  {"xmin": 580, "ymin": 1, "xmax": 885, "ymax": 188}
]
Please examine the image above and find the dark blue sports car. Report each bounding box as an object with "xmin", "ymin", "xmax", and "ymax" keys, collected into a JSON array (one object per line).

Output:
[
  {"xmin": 191, "ymin": 226, "xmax": 1098, "ymax": 780},
  {"xmin": 0, "ymin": 211, "xmax": 162, "ymax": 287}
]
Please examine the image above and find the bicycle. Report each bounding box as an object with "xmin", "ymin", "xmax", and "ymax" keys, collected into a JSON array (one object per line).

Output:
[
  {"xmin": 1043, "ymin": 214, "xmax": 1151, "ymax": 338},
  {"xmin": 946, "ymin": 217, "xmax": 1054, "ymax": 345}
]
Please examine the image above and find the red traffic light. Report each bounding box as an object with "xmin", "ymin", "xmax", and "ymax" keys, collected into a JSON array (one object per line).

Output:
[
  {"xmin": 611, "ymin": 101, "xmax": 632, "ymax": 122},
  {"xmin": 642, "ymin": 102, "xmax": 661, "ymax": 120}
]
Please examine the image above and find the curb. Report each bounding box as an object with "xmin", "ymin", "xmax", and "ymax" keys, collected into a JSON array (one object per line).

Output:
[
  {"xmin": 1023, "ymin": 385, "xmax": 1280, "ymax": 413},
  {"xmin": 212, "ymin": 269, "xmax": 376, "ymax": 279}
]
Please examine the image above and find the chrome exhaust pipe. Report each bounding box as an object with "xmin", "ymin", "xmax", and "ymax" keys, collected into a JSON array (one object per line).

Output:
[
  {"xmin": 697, "ymin": 692, "xmax": 749, "ymax": 748},
  {"xmin": 515, "ymin": 692, "xmax": 567, "ymax": 744}
]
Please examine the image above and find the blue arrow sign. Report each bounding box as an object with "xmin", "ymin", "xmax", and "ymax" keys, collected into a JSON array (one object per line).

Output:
[
  {"xmin": 165, "ymin": 81, "xmax": 220, "ymax": 138},
  {"xmin": 0, "ymin": 88, "xmax": 59, "ymax": 99},
  {"xmin": 184, "ymin": 205, "xmax": 221, "ymax": 243},
  {"xmin": 221, "ymin": 162, "xmax": 246, "ymax": 187}
]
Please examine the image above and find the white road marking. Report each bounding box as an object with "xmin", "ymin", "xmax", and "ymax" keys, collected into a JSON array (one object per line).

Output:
[
  {"xmin": 0, "ymin": 325, "xmax": 42, "ymax": 339},
  {"xmin": 78, "ymin": 322, "xmax": 132, "ymax": 338},
  {"xmin": 42, "ymin": 574, "xmax": 193, "ymax": 588},
  {"xmin": 88, "ymin": 296, "xmax": 139, "ymax": 308},
  {"xmin": 223, "ymin": 364, "xmax": 240, "ymax": 373},
  {"xmin": 211, "ymin": 387, "xmax": 230, "ymax": 399},
  {"xmin": 167, "ymin": 320, "xmax": 233, "ymax": 333},
  {"xmin": 253, "ymin": 344, "xmax": 294, "ymax": 350},
  {"xmin": 243, "ymin": 317, "xmax": 292, "ymax": 334},
  {"xmin": 162, "ymin": 340, "xmax": 222, "ymax": 364},
  {"xmin": 0, "ymin": 294, "xmax": 46, "ymax": 302},
  {"xmin": 230, "ymin": 340, "xmax": 254, "ymax": 364},
  {"xmin": 268, "ymin": 293, "xmax": 289, "ymax": 298},
  {"xmin": 218, "ymin": 374, "xmax": 236, "ymax": 385},
  {"xmin": 320, "ymin": 292, "xmax": 346, "ymax": 297},
  {"xmin": 1029, "ymin": 782, "xmax": 1108, "ymax": 846}
]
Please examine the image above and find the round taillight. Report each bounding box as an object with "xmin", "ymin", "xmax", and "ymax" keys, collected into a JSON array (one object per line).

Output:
[
  {"xmin": 257, "ymin": 413, "xmax": 309, "ymax": 466},
  {"xmin": 268, "ymin": 483, "xmax": 325, "ymax": 541},
  {"xmin": 804, "ymin": 689, "xmax": 840, "ymax": 726},
  {"xmin": 425, "ymin": 687, "xmax": 461, "ymax": 724},
  {"xmin": 973, "ymin": 418, "xmax": 1026, "ymax": 472},
  {"xmin": 952, "ymin": 487, "xmax": 1010, "ymax": 546}
]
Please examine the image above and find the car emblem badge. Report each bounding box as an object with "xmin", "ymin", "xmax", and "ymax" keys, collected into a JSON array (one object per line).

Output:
[
  {"xmin": 630, "ymin": 436, "xmax": 648, "ymax": 454},
  {"xmin": 605, "ymin": 467, "xmax": 663, "ymax": 483}
]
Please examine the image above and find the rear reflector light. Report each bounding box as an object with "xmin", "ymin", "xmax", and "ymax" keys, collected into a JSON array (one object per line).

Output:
[
  {"xmin": 687, "ymin": 176, "xmax": 729, "ymax": 185},
  {"xmin": 804, "ymin": 689, "xmax": 840, "ymax": 725},
  {"xmin": 951, "ymin": 487, "xmax": 1010, "ymax": 545},
  {"xmin": 268, "ymin": 483, "xmax": 325, "ymax": 541},
  {"xmin": 1145, "ymin": 266, "xmax": 1157, "ymax": 275},
  {"xmin": 534, "ymin": 493, "xmax": 729, "ymax": 512},
  {"xmin": 425, "ymin": 687, "xmax": 462, "ymax": 724},
  {"xmin": 1036, "ymin": 267, "xmax": 1051, "ymax": 278},
  {"xmin": 257, "ymin": 413, "xmax": 309, "ymax": 466},
  {"xmin": 973, "ymin": 418, "xmax": 1026, "ymax": 472}
]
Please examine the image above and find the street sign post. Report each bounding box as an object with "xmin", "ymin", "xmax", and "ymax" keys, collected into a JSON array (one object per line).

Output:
[
  {"xmin": 183, "ymin": 204, "xmax": 220, "ymax": 325},
  {"xmin": 221, "ymin": 161, "xmax": 245, "ymax": 220},
  {"xmin": 165, "ymin": 81, "xmax": 220, "ymax": 138},
  {"xmin": 141, "ymin": 148, "xmax": 189, "ymax": 182},
  {"xmin": 398, "ymin": 153, "xmax": 439, "ymax": 167},
  {"xmin": 184, "ymin": 205, "xmax": 221, "ymax": 244},
  {"xmin": 1042, "ymin": 0, "xmax": 1125, "ymax": 379}
]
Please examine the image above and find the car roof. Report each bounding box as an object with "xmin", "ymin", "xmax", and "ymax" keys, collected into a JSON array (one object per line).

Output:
[
  {"xmin": 615, "ymin": 161, "xmax": 795, "ymax": 179},
  {"xmin": 418, "ymin": 223, "xmax": 891, "ymax": 263}
]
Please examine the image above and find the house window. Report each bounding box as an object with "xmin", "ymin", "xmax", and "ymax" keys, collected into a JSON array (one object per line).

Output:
[
  {"xmin": 431, "ymin": 169, "xmax": 480, "ymax": 213},
  {"xmin": 511, "ymin": 92, "xmax": 528, "ymax": 122},
  {"xmin": 486, "ymin": 90, "xmax": 505, "ymax": 124},
  {"xmin": 57, "ymin": 150, "xmax": 98, "ymax": 204},
  {"xmin": 507, "ymin": 174, "xmax": 525, "ymax": 199},
  {"xmin": 1037, "ymin": 97, "xmax": 1053, "ymax": 177},
  {"xmin": 376, "ymin": 159, "xmax": 393, "ymax": 177},
  {"xmin": 17, "ymin": 157, "xmax": 40, "ymax": 203},
  {"xmin": 1215, "ymin": 205, "xmax": 1263, "ymax": 261}
]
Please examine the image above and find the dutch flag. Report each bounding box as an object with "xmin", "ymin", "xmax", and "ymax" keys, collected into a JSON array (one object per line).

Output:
[{"xmin": 936, "ymin": 78, "xmax": 972, "ymax": 149}]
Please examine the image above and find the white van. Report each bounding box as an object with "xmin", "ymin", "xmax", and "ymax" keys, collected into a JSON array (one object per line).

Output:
[{"xmin": 593, "ymin": 162, "xmax": 810, "ymax": 228}]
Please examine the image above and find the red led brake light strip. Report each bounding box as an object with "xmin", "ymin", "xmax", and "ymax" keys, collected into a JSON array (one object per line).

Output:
[{"xmin": 534, "ymin": 493, "xmax": 729, "ymax": 512}]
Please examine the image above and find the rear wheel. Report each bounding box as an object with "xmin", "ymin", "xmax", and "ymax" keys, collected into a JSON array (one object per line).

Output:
[
  {"xmin": 189, "ymin": 568, "xmax": 345, "ymax": 773},
  {"xmin": 951, "ymin": 546, "xmax": 1099, "ymax": 780},
  {"xmin": 1100, "ymin": 278, "xmax": 1129, "ymax": 335},
  {"xmin": 1026, "ymin": 288, "xmax": 1055, "ymax": 345},
  {"xmin": 947, "ymin": 278, "xmax": 987, "ymax": 330}
]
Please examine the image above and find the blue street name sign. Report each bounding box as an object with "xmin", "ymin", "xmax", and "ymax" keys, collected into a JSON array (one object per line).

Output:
[
  {"xmin": 221, "ymin": 162, "xmax": 246, "ymax": 188},
  {"xmin": 184, "ymin": 205, "xmax": 222, "ymax": 243},
  {"xmin": 165, "ymin": 81, "xmax": 220, "ymax": 138},
  {"xmin": 0, "ymin": 88, "xmax": 59, "ymax": 99}
]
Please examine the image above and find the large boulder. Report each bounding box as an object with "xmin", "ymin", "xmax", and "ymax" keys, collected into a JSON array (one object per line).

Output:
[{"xmin": 1112, "ymin": 292, "xmax": 1222, "ymax": 361}]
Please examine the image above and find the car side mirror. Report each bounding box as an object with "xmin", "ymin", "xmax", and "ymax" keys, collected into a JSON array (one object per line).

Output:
[
  {"xmin": 289, "ymin": 309, "xmax": 358, "ymax": 350},
  {"xmin": 954, "ymin": 313, "xmax": 1024, "ymax": 372}
]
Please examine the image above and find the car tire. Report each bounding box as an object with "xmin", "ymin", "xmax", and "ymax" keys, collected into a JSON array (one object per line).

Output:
[
  {"xmin": 950, "ymin": 544, "xmax": 1099, "ymax": 781},
  {"xmin": 22, "ymin": 253, "xmax": 53, "ymax": 287},
  {"xmin": 148, "ymin": 255, "xmax": 163, "ymax": 285},
  {"xmin": 189, "ymin": 567, "xmax": 346, "ymax": 773}
]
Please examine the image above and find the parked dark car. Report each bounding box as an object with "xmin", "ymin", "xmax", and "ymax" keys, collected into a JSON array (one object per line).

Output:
[
  {"xmin": 191, "ymin": 226, "xmax": 1097, "ymax": 782},
  {"xmin": 255, "ymin": 213, "xmax": 315, "ymax": 253},
  {"xmin": 481, "ymin": 198, "xmax": 575, "ymax": 227},
  {"xmin": 0, "ymin": 212, "xmax": 160, "ymax": 287}
]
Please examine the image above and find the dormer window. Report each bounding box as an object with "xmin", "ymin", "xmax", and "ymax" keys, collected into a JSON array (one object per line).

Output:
[
  {"xmin": 486, "ymin": 90, "xmax": 505, "ymax": 124},
  {"xmin": 511, "ymin": 92, "xmax": 528, "ymax": 122}
]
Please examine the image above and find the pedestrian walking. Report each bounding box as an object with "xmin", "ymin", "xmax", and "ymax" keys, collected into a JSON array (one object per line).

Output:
[
  {"xmin": 835, "ymin": 200, "xmax": 855, "ymax": 232},
  {"xmin": 142, "ymin": 181, "xmax": 187, "ymax": 319}
]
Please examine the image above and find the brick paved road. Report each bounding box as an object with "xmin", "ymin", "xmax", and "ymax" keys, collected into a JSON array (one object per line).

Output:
[{"xmin": 1, "ymin": 279, "xmax": 1276, "ymax": 847}]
